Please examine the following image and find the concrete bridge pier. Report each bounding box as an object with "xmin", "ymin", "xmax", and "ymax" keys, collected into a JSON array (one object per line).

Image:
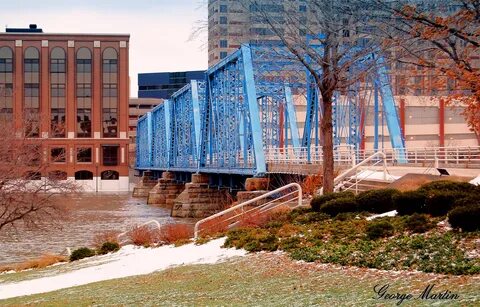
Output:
[
  {"xmin": 132, "ymin": 172, "xmax": 157, "ymax": 197},
  {"xmin": 236, "ymin": 177, "xmax": 270, "ymax": 206},
  {"xmin": 147, "ymin": 172, "xmax": 185, "ymax": 208},
  {"xmin": 171, "ymin": 173, "xmax": 232, "ymax": 218}
]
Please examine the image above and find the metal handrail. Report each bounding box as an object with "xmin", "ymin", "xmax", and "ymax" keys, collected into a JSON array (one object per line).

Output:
[
  {"xmin": 318, "ymin": 151, "xmax": 388, "ymax": 195},
  {"xmin": 194, "ymin": 182, "xmax": 302, "ymax": 239}
]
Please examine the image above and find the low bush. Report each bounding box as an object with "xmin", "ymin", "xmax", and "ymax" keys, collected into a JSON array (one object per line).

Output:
[
  {"xmin": 310, "ymin": 191, "xmax": 355, "ymax": 212},
  {"xmin": 293, "ymin": 211, "xmax": 330, "ymax": 224},
  {"xmin": 224, "ymin": 228, "xmax": 278, "ymax": 252},
  {"xmin": 366, "ymin": 220, "xmax": 394, "ymax": 239},
  {"xmin": 128, "ymin": 225, "xmax": 161, "ymax": 247},
  {"xmin": 454, "ymin": 195, "xmax": 480, "ymax": 208},
  {"xmin": 319, "ymin": 197, "xmax": 358, "ymax": 217},
  {"xmin": 448, "ymin": 204, "xmax": 480, "ymax": 232},
  {"xmin": 404, "ymin": 213, "xmax": 433, "ymax": 233},
  {"xmin": 159, "ymin": 223, "xmax": 193, "ymax": 244},
  {"xmin": 393, "ymin": 190, "xmax": 426, "ymax": 215},
  {"xmin": 418, "ymin": 180, "xmax": 477, "ymax": 195},
  {"xmin": 92, "ymin": 230, "xmax": 120, "ymax": 249},
  {"xmin": 424, "ymin": 191, "xmax": 461, "ymax": 216},
  {"xmin": 356, "ymin": 189, "xmax": 398, "ymax": 213},
  {"xmin": 98, "ymin": 242, "xmax": 120, "ymax": 255},
  {"xmin": 70, "ymin": 247, "xmax": 96, "ymax": 262}
]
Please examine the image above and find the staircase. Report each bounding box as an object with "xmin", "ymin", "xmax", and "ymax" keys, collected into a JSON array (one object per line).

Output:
[
  {"xmin": 194, "ymin": 183, "xmax": 303, "ymax": 239},
  {"xmin": 320, "ymin": 151, "xmax": 397, "ymax": 195},
  {"xmin": 340, "ymin": 178, "xmax": 391, "ymax": 194}
]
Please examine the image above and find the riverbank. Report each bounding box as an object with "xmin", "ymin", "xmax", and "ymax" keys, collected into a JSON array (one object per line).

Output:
[{"xmin": 1, "ymin": 251, "xmax": 479, "ymax": 306}]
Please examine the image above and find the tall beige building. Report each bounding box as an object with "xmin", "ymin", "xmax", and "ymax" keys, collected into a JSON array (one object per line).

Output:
[{"xmin": 208, "ymin": 0, "xmax": 309, "ymax": 65}]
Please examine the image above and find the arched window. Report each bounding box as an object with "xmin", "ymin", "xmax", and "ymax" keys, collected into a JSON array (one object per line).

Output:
[
  {"xmin": 0, "ymin": 47, "xmax": 13, "ymax": 122},
  {"xmin": 24, "ymin": 47, "xmax": 40, "ymax": 137},
  {"xmin": 76, "ymin": 47, "xmax": 92, "ymax": 137},
  {"xmin": 101, "ymin": 170, "xmax": 119, "ymax": 180},
  {"xmin": 102, "ymin": 48, "xmax": 118, "ymax": 138},
  {"xmin": 50, "ymin": 47, "xmax": 66, "ymax": 137},
  {"xmin": 74, "ymin": 170, "xmax": 93, "ymax": 180}
]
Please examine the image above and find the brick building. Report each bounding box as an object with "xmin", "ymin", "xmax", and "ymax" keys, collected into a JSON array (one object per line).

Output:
[{"xmin": 0, "ymin": 25, "xmax": 130, "ymax": 191}]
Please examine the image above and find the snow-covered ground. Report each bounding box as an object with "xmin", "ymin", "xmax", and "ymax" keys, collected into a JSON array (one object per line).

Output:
[
  {"xmin": 0, "ymin": 238, "xmax": 246, "ymax": 300},
  {"xmin": 470, "ymin": 175, "xmax": 480, "ymax": 186}
]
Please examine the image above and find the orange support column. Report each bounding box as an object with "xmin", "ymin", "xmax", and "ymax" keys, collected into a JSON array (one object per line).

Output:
[
  {"xmin": 399, "ymin": 98, "xmax": 406, "ymax": 139},
  {"xmin": 439, "ymin": 99, "xmax": 445, "ymax": 147}
]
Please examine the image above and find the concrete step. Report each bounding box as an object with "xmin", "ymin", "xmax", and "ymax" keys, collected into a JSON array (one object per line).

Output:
[{"xmin": 341, "ymin": 179, "xmax": 391, "ymax": 194}]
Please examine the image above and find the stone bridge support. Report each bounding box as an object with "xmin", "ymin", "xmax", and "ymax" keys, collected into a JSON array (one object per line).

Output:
[
  {"xmin": 171, "ymin": 174, "xmax": 233, "ymax": 218},
  {"xmin": 147, "ymin": 172, "xmax": 185, "ymax": 208}
]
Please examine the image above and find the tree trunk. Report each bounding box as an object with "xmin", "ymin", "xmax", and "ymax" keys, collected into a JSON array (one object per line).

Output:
[{"xmin": 321, "ymin": 91, "xmax": 335, "ymax": 193}]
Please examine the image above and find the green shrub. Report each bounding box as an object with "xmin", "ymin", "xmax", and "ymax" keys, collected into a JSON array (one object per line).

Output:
[
  {"xmin": 310, "ymin": 191, "xmax": 355, "ymax": 212},
  {"xmin": 293, "ymin": 211, "xmax": 330, "ymax": 224},
  {"xmin": 366, "ymin": 220, "xmax": 394, "ymax": 239},
  {"xmin": 319, "ymin": 197, "xmax": 358, "ymax": 216},
  {"xmin": 404, "ymin": 213, "xmax": 433, "ymax": 233},
  {"xmin": 448, "ymin": 204, "xmax": 480, "ymax": 232},
  {"xmin": 454, "ymin": 195, "xmax": 480, "ymax": 208},
  {"xmin": 424, "ymin": 191, "xmax": 461, "ymax": 216},
  {"xmin": 418, "ymin": 180, "xmax": 477, "ymax": 194},
  {"xmin": 70, "ymin": 247, "xmax": 96, "ymax": 262},
  {"xmin": 98, "ymin": 242, "xmax": 120, "ymax": 255},
  {"xmin": 393, "ymin": 190, "xmax": 426, "ymax": 215},
  {"xmin": 356, "ymin": 189, "xmax": 398, "ymax": 213}
]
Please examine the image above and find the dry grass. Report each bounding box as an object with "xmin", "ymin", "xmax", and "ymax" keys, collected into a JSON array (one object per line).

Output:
[
  {"xmin": 128, "ymin": 225, "xmax": 161, "ymax": 247},
  {"xmin": 158, "ymin": 223, "xmax": 194, "ymax": 244},
  {"xmin": 237, "ymin": 206, "xmax": 291, "ymax": 228},
  {"xmin": 92, "ymin": 230, "xmax": 121, "ymax": 249},
  {"xmin": 301, "ymin": 174, "xmax": 323, "ymax": 196},
  {"xmin": 0, "ymin": 254, "xmax": 67, "ymax": 273}
]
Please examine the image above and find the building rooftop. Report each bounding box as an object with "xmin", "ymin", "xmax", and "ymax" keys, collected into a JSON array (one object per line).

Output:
[{"xmin": 1, "ymin": 24, "xmax": 129, "ymax": 38}]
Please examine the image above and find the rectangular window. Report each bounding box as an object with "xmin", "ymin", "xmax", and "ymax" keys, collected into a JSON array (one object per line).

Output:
[
  {"xmin": 220, "ymin": 51, "xmax": 228, "ymax": 59},
  {"xmin": 51, "ymin": 147, "xmax": 66, "ymax": 163},
  {"xmin": 219, "ymin": 40, "xmax": 228, "ymax": 48},
  {"xmin": 102, "ymin": 145, "xmax": 119, "ymax": 166},
  {"xmin": 299, "ymin": 5, "xmax": 307, "ymax": 12},
  {"xmin": 77, "ymin": 147, "xmax": 92, "ymax": 163},
  {"xmin": 220, "ymin": 16, "xmax": 227, "ymax": 24},
  {"xmin": 220, "ymin": 4, "xmax": 227, "ymax": 13}
]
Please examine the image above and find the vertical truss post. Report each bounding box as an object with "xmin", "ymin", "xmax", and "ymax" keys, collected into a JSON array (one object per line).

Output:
[
  {"xmin": 241, "ymin": 45, "xmax": 266, "ymax": 175},
  {"xmin": 191, "ymin": 80, "xmax": 201, "ymax": 159},
  {"xmin": 284, "ymin": 86, "xmax": 300, "ymax": 148},
  {"xmin": 146, "ymin": 112, "xmax": 153, "ymax": 168},
  {"xmin": 164, "ymin": 99, "xmax": 173, "ymax": 169}
]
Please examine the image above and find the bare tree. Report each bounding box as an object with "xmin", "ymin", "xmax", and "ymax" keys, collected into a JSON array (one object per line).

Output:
[
  {"xmin": 245, "ymin": 0, "xmax": 391, "ymax": 193},
  {"xmin": 370, "ymin": 0, "xmax": 480, "ymax": 140},
  {"xmin": 0, "ymin": 117, "xmax": 79, "ymax": 232}
]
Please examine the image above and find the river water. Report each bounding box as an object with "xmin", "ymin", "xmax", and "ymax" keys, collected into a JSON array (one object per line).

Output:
[{"xmin": 0, "ymin": 193, "xmax": 192, "ymax": 265}]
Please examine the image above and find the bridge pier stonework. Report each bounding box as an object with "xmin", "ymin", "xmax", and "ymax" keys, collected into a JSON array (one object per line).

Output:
[
  {"xmin": 132, "ymin": 172, "xmax": 157, "ymax": 197},
  {"xmin": 147, "ymin": 172, "xmax": 185, "ymax": 208},
  {"xmin": 236, "ymin": 177, "xmax": 270, "ymax": 206},
  {"xmin": 171, "ymin": 174, "xmax": 232, "ymax": 218}
]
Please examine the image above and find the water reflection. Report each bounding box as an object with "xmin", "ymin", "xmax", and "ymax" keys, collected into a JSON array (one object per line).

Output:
[{"xmin": 0, "ymin": 193, "xmax": 189, "ymax": 265}]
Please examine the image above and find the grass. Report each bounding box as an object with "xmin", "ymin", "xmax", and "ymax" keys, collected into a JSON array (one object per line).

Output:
[
  {"xmin": 221, "ymin": 208, "xmax": 480, "ymax": 275},
  {"xmin": 1, "ymin": 253, "xmax": 479, "ymax": 306}
]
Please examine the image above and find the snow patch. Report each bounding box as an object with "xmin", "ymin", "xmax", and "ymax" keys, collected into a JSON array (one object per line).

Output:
[
  {"xmin": 469, "ymin": 175, "xmax": 480, "ymax": 186},
  {"xmin": 0, "ymin": 238, "xmax": 246, "ymax": 300},
  {"xmin": 366, "ymin": 210, "xmax": 398, "ymax": 221}
]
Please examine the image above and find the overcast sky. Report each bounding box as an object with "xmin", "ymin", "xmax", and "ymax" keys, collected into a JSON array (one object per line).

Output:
[{"xmin": 0, "ymin": 0, "xmax": 208, "ymax": 97}]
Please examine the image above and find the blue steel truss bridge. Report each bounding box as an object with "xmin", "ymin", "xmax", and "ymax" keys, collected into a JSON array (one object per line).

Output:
[{"xmin": 135, "ymin": 44, "xmax": 479, "ymax": 187}]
